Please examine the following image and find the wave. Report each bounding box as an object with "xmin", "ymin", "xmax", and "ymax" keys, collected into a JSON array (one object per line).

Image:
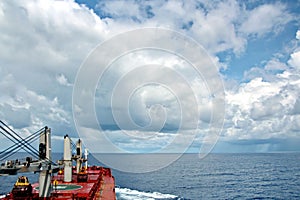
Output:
[{"xmin": 116, "ymin": 187, "xmax": 180, "ymax": 200}]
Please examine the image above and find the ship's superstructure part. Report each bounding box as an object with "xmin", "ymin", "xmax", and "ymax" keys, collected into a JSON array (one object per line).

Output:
[
  {"xmin": 0, "ymin": 121, "xmax": 116, "ymax": 200},
  {"xmin": 61, "ymin": 136, "xmax": 88, "ymax": 182},
  {"xmin": 63, "ymin": 135, "xmax": 72, "ymax": 182}
]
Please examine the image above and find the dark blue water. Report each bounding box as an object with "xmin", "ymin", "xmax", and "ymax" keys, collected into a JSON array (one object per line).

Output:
[{"xmin": 1, "ymin": 153, "xmax": 300, "ymax": 199}]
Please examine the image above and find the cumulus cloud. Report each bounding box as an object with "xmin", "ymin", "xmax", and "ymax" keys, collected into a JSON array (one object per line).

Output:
[
  {"xmin": 264, "ymin": 58, "xmax": 288, "ymax": 71},
  {"xmin": 0, "ymin": 0, "xmax": 298, "ymax": 153},
  {"xmin": 288, "ymin": 51, "xmax": 300, "ymax": 69},
  {"xmin": 0, "ymin": 0, "xmax": 107, "ymax": 135},
  {"xmin": 225, "ymin": 70, "xmax": 300, "ymax": 138},
  {"xmin": 233, "ymin": 27, "xmax": 300, "ymax": 147},
  {"xmin": 240, "ymin": 3, "xmax": 292, "ymax": 37},
  {"xmin": 56, "ymin": 73, "xmax": 72, "ymax": 86},
  {"xmin": 0, "ymin": 75, "xmax": 73, "ymax": 148},
  {"xmin": 95, "ymin": 1, "xmax": 244, "ymax": 54},
  {"xmin": 296, "ymin": 30, "xmax": 300, "ymax": 40},
  {"xmin": 188, "ymin": 0, "xmax": 246, "ymax": 54},
  {"xmin": 290, "ymin": 115, "xmax": 300, "ymax": 131},
  {"xmin": 0, "ymin": 104, "xmax": 31, "ymax": 129},
  {"xmin": 94, "ymin": 50, "xmax": 213, "ymax": 132}
]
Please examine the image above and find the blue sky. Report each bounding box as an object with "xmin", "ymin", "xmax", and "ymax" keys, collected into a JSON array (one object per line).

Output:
[{"xmin": 0, "ymin": 0, "xmax": 300, "ymax": 154}]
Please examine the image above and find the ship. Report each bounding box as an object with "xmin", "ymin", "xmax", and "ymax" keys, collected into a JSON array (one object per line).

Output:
[{"xmin": 0, "ymin": 121, "xmax": 116, "ymax": 199}]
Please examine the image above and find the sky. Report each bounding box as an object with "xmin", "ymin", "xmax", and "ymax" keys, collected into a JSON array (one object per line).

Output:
[{"xmin": 0, "ymin": 0, "xmax": 300, "ymax": 155}]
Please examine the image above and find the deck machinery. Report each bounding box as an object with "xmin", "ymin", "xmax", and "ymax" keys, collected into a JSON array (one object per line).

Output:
[{"xmin": 0, "ymin": 127, "xmax": 116, "ymax": 200}]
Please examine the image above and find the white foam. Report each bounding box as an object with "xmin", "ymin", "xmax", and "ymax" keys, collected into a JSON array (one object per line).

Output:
[{"xmin": 116, "ymin": 187, "xmax": 178, "ymax": 200}]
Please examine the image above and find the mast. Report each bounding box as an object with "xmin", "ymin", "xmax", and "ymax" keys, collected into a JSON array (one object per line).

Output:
[
  {"xmin": 84, "ymin": 148, "xmax": 88, "ymax": 169},
  {"xmin": 75, "ymin": 139, "xmax": 83, "ymax": 173},
  {"xmin": 63, "ymin": 135, "xmax": 72, "ymax": 182},
  {"xmin": 38, "ymin": 127, "xmax": 52, "ymax": 198}
]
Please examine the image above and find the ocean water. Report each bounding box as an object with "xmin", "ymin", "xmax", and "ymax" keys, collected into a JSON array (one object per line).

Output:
[{"xmin": 1, "ymin": 153, "xmax": 300, "ymax": 199}]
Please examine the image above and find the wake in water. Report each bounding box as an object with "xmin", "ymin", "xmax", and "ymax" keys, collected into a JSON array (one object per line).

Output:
[{"xmin": 116, "ymin": 187, "xmax": 180, "ymax": 200}]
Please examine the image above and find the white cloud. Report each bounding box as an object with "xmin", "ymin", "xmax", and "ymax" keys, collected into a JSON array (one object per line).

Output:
[
  {"xmin": 0, "ymin": 103, "xmax": 31, "ymax": 129},
  {"xmin": 0, "ymin": 0, "xmax": 107, "ymax": 67},
  {"xmin": 290, "ymin": 115, "xmax": 300, "ymax": 131},
  {"xmin": 96, "ymin": 1, "xmax": 141, "ymax": 20},
  {"xmin": 189, "ymin": 1, "xmax": 246, "ymax": 54},
  {"xmin": 94, "ymin": 50, "xmax": 215, "ymax": 132},
  {"xmin": 288, "ymin": 51, "xmax": 300, "ymax": 70},
  {"xmin": 0, "ymin": 0, "xmax": 108, "ymax": 135},
  {"xmin": 56, "ymin": 73, "xmax": 72, "ymax": 86},
  {"xmin": 95, "ymin": 0, "xmax": 247, "ymax": 55},
  {"xmin": 0, "ymin": 73, "xmax": 71, "ymax": 141},
  {"xmin": 225, "ymin": 62, "xmax": 300, "ymax": 141},
  {"xmin": 0, "ymin": 0, "xmax": 298, "ymax": 153},
  {"xmin": 93, "ymin": 0, "xmax": 294, "ymax": 57},
  {"xmin": 264, "ymin": 58, "xmax": 288, "ymax": 71},
  {"xmin": 240, "ymin": 3, "xmax": 292, "ymax": 37},
  {"xmin": 296, "ymin": 30, "xmax": 300, "ymax": 40}
]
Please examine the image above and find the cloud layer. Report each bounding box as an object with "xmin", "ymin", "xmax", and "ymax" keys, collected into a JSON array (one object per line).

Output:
[{"xmin": 0, "ymin": 0, "xmax": 299, "ymax": 153}]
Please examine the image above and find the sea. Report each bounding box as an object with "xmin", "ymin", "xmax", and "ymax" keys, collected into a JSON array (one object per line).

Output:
[{"xmin": 0, "ymin": 153, "xmax": 299, "ymax": 199}]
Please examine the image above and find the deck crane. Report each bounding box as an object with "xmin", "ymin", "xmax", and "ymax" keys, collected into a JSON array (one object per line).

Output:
[{"xmin": 0, "ymin": 121, "xmax": 58, "ymax": 197}]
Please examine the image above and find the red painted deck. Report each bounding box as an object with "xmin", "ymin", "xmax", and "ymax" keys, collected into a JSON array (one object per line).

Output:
[{"xmin": 1, "ymin": 166, "xmax": 116, "ymax": 200}]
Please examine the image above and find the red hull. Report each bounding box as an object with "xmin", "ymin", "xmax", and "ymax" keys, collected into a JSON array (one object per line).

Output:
[{"xmin": 1, "ymin": 166, "xmax": 116, "ymax": 200}]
